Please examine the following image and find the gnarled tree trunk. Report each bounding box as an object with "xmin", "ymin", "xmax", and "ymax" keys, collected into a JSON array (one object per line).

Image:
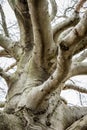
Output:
[{"xmin": 0, "ymin": 0, "xmax": 87, "ymax": 130}]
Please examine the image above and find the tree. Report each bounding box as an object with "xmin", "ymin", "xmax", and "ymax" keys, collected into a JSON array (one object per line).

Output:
[{"xmin": 1, "ymin": 0, "xmax": 87, "ymax": 129}]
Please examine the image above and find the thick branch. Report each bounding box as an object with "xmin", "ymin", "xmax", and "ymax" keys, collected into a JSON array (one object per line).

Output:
[
  {"xmin": 50, "ymin": 0, "xmax": 57, "ymax": 21},
  {"xmin": 28, "ymin": 0, "xmax": 55, "ymax": 69},
  {"xmin": 53, "ymin": 12, "xmax": 79, "ymax": 43},
  {"xmin": 0, "ymin": 34, "xmax": 13, "ymax": 50},
  {"xmin": 59, "ymin": 12, "xmax": 87, "ymax": 50},
  {"xmin": 53, "ymin": 0, "xmax": 87, "ymax": 43},
  {"xmin": 0, "ymin": 4, "xmax": 9, "ymax": 37},
  {"xmin": 68, "ymin": 62, "xmax": 87, "ymax": 77},
  {"xmin": 65, "ymin": 105, "xmax": 87, "ymax": 130},
  {"xmin": 17, "ymin": 46, "xmax": 71, "ymax": 110},
  {"xmin": 73, "ymin": 36, "xmax": 87, "ymax": 55},
  {"xmin": 72, "ymin": 49, "xmax": 87, "ymax": 62},
  {"xmin": 17, "ymin": 10, "xmax": 87, "ymax": 111},
  {"xmin": 0, "ymin": 35, "xmax": 23, "ymax": 60},
  {"xmin": 66, "ymin": 114, "xmax": 87, "ymax": 130},
  {"xmin": 0, "ymin": 112, "xmax": 24, "ymax": 130},
  {"xmin": 75, "ymin": 0, "xmax": 87, "ymax": 12},
  {"xmin": 8, "ymin": 0, "xmax": 34, "ymax": 51}
]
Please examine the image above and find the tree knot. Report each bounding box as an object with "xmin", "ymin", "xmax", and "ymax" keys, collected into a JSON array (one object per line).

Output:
[{"xmin": 60, "ymin": 42, "xmax": 69, "ymax": 51}]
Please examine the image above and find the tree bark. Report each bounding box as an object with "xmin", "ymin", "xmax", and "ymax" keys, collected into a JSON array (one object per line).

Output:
[{"xmin": 1, "ymin": 0, "xmax": 87, "ymax": 130}]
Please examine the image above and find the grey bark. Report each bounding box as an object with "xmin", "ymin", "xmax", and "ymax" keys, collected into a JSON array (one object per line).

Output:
[{"xmin": 0, "ymin": 0, "xmax": 87, "ymax": 130}]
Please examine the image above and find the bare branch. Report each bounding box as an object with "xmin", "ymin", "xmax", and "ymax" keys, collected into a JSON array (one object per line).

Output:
[
  {"xmin": 4, "ymin": 62, "xmax": 16, "ymax": 72},
  {"xmin": 68, "ymin": 62, "xmax": 87, "ymax": 77},
  {"xmin": 66, "ymin": 114, "xmax": 87, "ymax": 130},
  {"xmin": 8, "ymin": 0, "xmax": 34, "ymax": 51},
  {"xmin": 0, "ymin": 34, "xmax": 14, "ymax": 50},
  {"xmin": 73, "ymin": 36, "xmax": 87, "ymax": 55},
  {"xmin": 0, "ymin": 67, "xmax": 11, "ymax": 84},
  {"xmin": 0, "ymin": 35, "xmax": 23, "ymax": 60},
  {"xmin": 63, "ymin": 82, "xmax": 87, "ymax": 94},
  {"xmin": 72, "ymin": 49, "xmax": 87, "ymax": 62},
  {"xmin": 53, "ymin": 11, "xmax": 79, "ymax": 43},
  {"xmin": 0, "ymin": 49, "xmax": 11, "ymax": 57},
  {"xmin": 53, "ymin": 0, "xmax": 87, "ymax": 43},
  {"xmin": 0, "ymin": 4, "xmax": 9, "ymax": 37},
  {"xmin": 50, "ymin": 0, "xmax": 57, "ymax": 21},
  {"xmin": 59, "ymin": 12, "xmax": 87, "ymax": 49},
  {"xmin": 75, "ymin": 0, "xmax": 87, "ymax": 12}
]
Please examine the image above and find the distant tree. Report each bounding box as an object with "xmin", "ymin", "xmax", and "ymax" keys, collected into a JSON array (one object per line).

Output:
[{"xmin": 0, "ymin": 0, "xmax": 87, "ymax": 130}]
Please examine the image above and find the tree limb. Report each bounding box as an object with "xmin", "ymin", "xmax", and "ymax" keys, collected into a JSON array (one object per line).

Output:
[
  {"xmin": 63, "ymin": 82, "xmax": 87, "ymax": 94},
  {"xmin": 75, "ymin": 0, "xmax": 87, "ymax": 12},
  {"xmin": 8, "ymin": 0, "xmax": 34, "ymax": 51},
  {"xmin": 0, "ymin": 4, "xmax": 9, "ymax": 37},
  {"xmin": 66, "ymin": 114, "xmax": 87, "ymax": 130},
  {"xmin": 17, "ymin": 30, "xmax": 73, "ymax": 110},
  {"xmin": 17, "ymin": 9, "xmax": 87, "ymax": 111},
  {"xmin": 68, "ymin": 62, "xmax": 87, "ymax": 78},
  {"xmin": 50, "ymin": 0, "xmax": 57, "ymax": 21},
  {"xmin": 72, "ymin": 49, "xmax": 87, "ymax": 62},
  {"xmin": 4, "ymin": 62, "xmax": 17, "ymax": 72},
  {"xmin": 27, "ymin": 0, "xmax": 55, "ymax": 70},
  {"xmin": 0, "ymin": 34, "xmax": 13, "ymax": 50},
  {"xmin": 0, "ymin": 49, "xmax": 11, "ymax": 57},
  {"xmin": 73, "ymin": 36, "xmax": 87, "ymax": 55},
  {"xmin": 53, "ymin": 11, "xmax": 79, "ymax": 43},
  {"xmin": 0, "ymin": 67, "xmax": 11, "ymax": 84},
  {"xmin": 53, "ymin": 0, "xmax": 87, "ymax": 43},
  {"xmin": 65, "ymin": 105, "xmax": 87, "ymax": 130},
  {"xmin": 0, "ymin": 34, "xmax": 23, "ymax": 60}
]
